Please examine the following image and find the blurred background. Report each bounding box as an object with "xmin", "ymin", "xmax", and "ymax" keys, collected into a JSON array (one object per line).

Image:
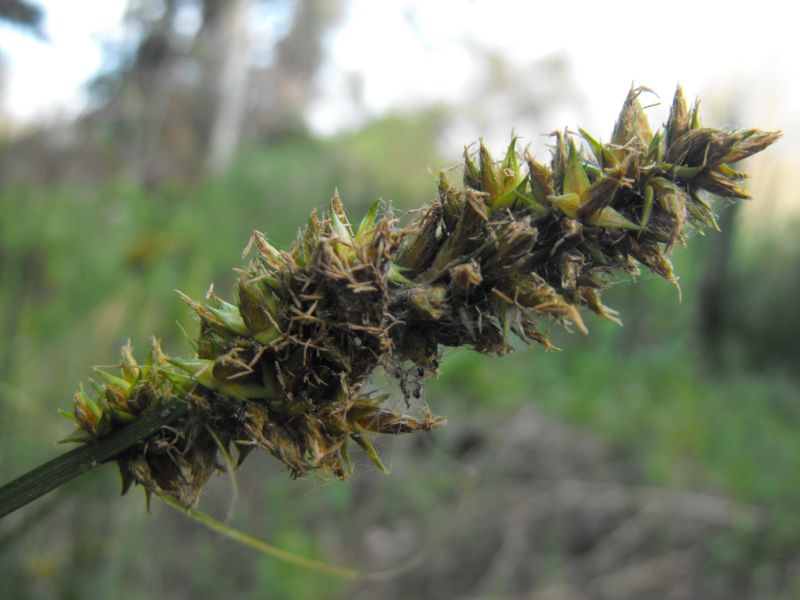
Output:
[{"xmin": 1, "ymin": 1, "xmax": 799, "ymax": 598}]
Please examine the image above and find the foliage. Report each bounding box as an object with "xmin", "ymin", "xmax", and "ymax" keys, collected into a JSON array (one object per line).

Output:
[
  {"xmin": 48, "ymin": 86, "xmax": 779, "ymax": 508},
  {"xmin": 1, "ymin": 99, "xmax": 797, "ymax": 598}
]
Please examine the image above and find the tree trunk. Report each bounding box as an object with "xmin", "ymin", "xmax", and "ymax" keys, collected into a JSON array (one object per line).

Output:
[
  {"xmin": 205, "ymin": 0, "xmax": 255, "ymax": 173},
  {"xmin": 697, "ymin": 201, "xmax": 738, "ymax": 369}
]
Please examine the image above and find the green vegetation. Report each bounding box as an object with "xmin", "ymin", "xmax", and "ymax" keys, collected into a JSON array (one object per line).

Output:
[{"xmin": 1, "ymin": 103, "xmax": 798, "ymax": 597}]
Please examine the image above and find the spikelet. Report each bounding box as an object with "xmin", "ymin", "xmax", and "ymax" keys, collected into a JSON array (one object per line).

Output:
[{"xmin": 65, "ymin": 86, "xmax": 780, "ymax": 508}]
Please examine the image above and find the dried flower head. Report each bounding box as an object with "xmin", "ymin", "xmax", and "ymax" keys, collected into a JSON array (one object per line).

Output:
[{"xmin": 64, "ymin": 86, "xmax": 780, "ymax": 508}]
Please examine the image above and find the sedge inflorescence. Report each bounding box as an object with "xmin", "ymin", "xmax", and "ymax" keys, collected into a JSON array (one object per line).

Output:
[{"xmin": 63, "ymin": 86, "xmax": 779, "ymax": 508}]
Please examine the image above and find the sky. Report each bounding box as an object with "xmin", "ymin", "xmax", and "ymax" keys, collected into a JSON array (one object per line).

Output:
[
  {"xmin": 310, "ymin": 0, "xmax": 796, "ymax": 138},
  {"xmin": 1, "ymin": 0, "xmax": 797, "ymax": 146},
  {"xmin": 0, "ymin": 0, "xmax": 128, "ymax": 120}
]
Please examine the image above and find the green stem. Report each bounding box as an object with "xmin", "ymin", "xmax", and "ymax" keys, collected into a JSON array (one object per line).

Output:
[
  {"xmin": 0, "ymin": 398, "xmax": 188, "ymax": 519},
  {"xmin": 162, "ymin": 496, "xmax": 362, "ymax": 580}
]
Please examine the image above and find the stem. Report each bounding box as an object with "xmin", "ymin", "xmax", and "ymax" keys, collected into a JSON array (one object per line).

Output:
[
  {"xmin": 0, "ymin": 398, "xmax": 188, "ymax": 519},
  {"xmin": 162, "ymin": 496, "xmax": 362, "ymax": 580}
]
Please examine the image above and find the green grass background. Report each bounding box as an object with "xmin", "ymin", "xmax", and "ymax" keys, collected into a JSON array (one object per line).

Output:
[{"xmin": 1, "ymin": 110, "xmax": 799, "ymax": 598}]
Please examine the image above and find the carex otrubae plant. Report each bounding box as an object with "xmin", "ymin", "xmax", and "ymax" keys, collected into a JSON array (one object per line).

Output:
[{"xmin": 62, "ymin": 86, "xmax": 780, "ymax": 508}]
